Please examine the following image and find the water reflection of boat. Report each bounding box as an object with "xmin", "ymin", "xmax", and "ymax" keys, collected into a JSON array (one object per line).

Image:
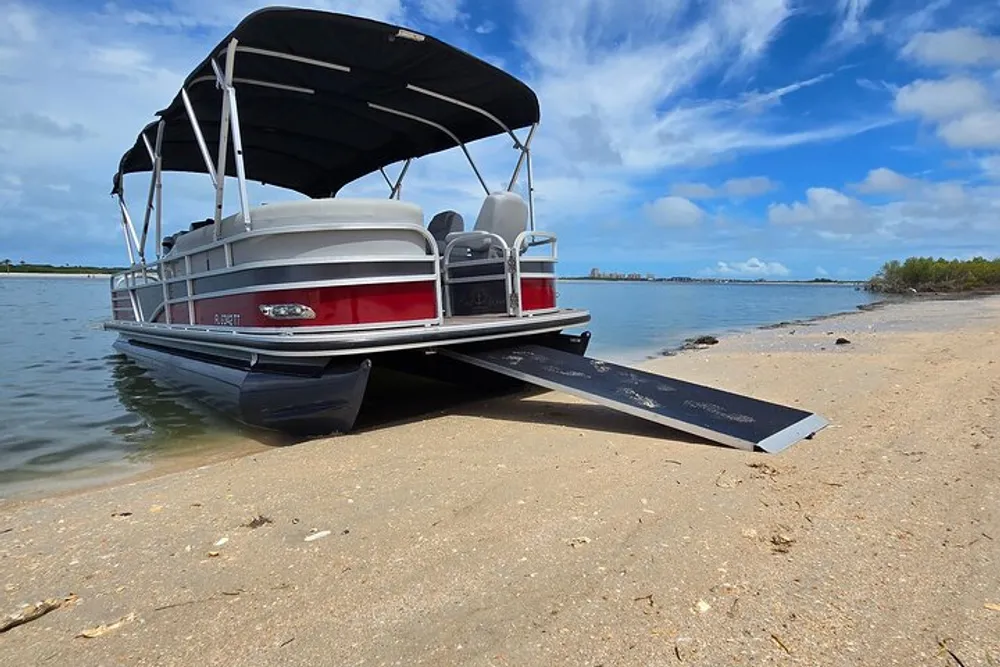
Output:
[{"xmin": 109, "ymin": 352, "xmax": 240, "ymax": 444}]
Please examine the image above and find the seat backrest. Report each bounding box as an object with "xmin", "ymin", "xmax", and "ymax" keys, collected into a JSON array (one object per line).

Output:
[
  {"xmin": 427, "ymin": 210, "xmax": 464, "ymax": 254},
  {"xmin": 473, "ymin": 191, "xmax": 528, "ymax": 248}
]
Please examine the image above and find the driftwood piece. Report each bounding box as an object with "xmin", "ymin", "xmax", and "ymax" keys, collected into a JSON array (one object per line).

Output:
[{"xmin": 0, "ymin": 594, "xmax": 77, "ymax": 633}]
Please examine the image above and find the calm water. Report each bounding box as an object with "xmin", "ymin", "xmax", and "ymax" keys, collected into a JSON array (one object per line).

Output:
[
  {"xmin": 0, "ymin": 276, "xmax": 878, "ymax": 497},
  {"xmin": 558, "ymin": 280, "xmax": 880, "ymax": 361}
]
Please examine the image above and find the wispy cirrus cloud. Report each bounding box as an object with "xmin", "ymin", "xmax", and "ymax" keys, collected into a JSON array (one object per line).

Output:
[{"xmin": 831, "ymin": 0, "xmax": 876, "ymax": 43}]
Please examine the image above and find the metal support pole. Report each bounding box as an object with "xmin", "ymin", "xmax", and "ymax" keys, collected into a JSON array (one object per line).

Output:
[
  {"xmin": 181, "ymin": 87, "xmax": 219, "ymax": 189},
  {"xmin": 211, "ymin": 40, "xmax": 238, "ymax": 236},
  {"xmin": 507, "ymin": 124, "xmax": 537, "ymax": 191},
  {"xmin": 368, "ymin": 103, "xmax": 492, "ymax": 195},
  {"xmin": 225, "ymin": 84, "xmax": 252, "ymax": 230},
  {"xmin": 117, "ymin": 193, "xmax": 141, "ymax": 261},
  {"xmin": 379, "ymin": 167, "xmax": 393, "ymax": 191},
  {"xmin": 526, "ymin": 149, "xmax": 536, "ymax": 232},
  {"xmin": 406, "ymin": 84, "xmax": 523, "ymax": 149},
  {"xmin": 117, "ymin": 202, "xmax": 136, "ymax": 265},
  {"xmin": 139, "ymin": 124, "xmax": 163, "ymax": 263},
  {"xmin": 390, "ymin": 158, "xmax": 412, "ymax": 199},
  {"xmin": 459, "ymin": 144, "xmax": 490, "ymax": 195},
  {"xmin": 153, "ymin": 120, "xmax": 164, "ymax": 260},
  {"xmin": 154, "ymin": 156, "xmax": 163, "ymax": 261}
]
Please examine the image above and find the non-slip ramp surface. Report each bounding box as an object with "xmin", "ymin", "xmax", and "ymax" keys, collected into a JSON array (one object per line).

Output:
[{"xmin": 441, "ymin": 344, "xmax": 828, "ymax": 453}]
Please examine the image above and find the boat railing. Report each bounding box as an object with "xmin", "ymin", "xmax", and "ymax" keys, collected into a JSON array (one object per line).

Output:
[
  {"xmin": 511, "ymin": 231, "xmax": 558, "ymax": 317},
  {"xmin": 110, "ymin": 220, "xmax": 445, "ymax": 330},
  {"xmin": 441, "ymin": 231, "xmax": 511, "ymax": 316},
  {"xmin": 440, "ymin": 229, "xmax": 558, "ymax": 318}
]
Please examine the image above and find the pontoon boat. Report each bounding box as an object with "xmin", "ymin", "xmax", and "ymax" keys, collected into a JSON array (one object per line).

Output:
[
  {"xmin": 105, "ymin": 7, "xmax": 829, "ymax": 453},
  {"xmin": 105, "ymin": 7, "xmax": 589, "ymax": 434}
]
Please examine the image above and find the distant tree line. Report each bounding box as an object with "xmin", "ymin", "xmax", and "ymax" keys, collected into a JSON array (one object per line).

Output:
[
  {"xmin": 1, "ymin": 259, "xmax": 122, "ymax": 275},
  {"xmin": 866, "ymin": 256, "xmax": 1000, "ymax": 293}
]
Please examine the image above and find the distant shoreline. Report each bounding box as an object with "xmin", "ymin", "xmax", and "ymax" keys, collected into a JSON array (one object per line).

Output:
[
  {"xmin": 0, "ymin": 272, "xmax": 108, "ymax": 279},
  {"xmin": 557, "ymin": 277, "xmax": 866, "ymax": 285}
]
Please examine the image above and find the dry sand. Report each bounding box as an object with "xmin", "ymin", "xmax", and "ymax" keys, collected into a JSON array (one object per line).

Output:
[{"xmin": 2, "ymin": 296, "xmax": 998, "ymax": 666}]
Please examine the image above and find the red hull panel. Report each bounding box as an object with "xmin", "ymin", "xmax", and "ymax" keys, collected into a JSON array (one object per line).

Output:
[
  {"xmin": 192, "ymin": 281, "xmax": 438, "ymax": 327},
  {"xmin": 520, "ymin": 277, "xmax": 556, "ymax": 311},
  {"xmin": 168, "ymin": 304, "xmax": 191, "ymax": 324}
]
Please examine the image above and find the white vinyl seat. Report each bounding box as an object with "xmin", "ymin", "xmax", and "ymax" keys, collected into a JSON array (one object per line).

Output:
[
  {"xmin": 445, "ymin": 191, "xmax": 528, "ymax": 259},
  {"xmin": 169, "ymin": 198, "xmax": 425, "ymax": 255}
]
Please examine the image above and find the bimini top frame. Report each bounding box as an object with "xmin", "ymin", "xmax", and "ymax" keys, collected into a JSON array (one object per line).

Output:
[
  {"xmin": 111, "ymin": 7, "xmax": 541, "ymax": 264},
  {"xmin": 111, "ymin": 6, "xmax": 539, "ymax": 193}
]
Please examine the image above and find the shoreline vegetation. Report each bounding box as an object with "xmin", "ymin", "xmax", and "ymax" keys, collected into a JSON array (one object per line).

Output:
[
  {"xmin": 1, "ymin": 260, "xmax": 122, "ymax": 276},
  {"xmin": 864, "ymin": 256, "xmax": 1000, "ymax": 294},
  {"xmin": 560, "ymin": 275, "xmax": 862, "ymax": 285}
]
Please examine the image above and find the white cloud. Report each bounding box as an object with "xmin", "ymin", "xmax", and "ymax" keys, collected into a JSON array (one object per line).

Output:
[
  {"xmin": 938, "ymin": 111, "xmax": 1000, "ymax": 148},
  {"xmin": 723, "ymin": 176, "xmax": 777, "ymax": 197},
  {"xmin": 718, "ymin": 0, "xmax": 794, "ymax": 67},
  {"xmin": 740, "ymin": 73, "xmax": 834, "ymax": 113},
  {"xmin": 853, "ymin": 167, "xmax": 915, "ymax": 194},
  {"xmin": 815, "ymin": 265, "xmax": 829, "ymax": 276},
  {"xmin": 893, "ymin": 75, "xmax": 1000, "ymax": 149},
  {"xmin": 419, "ymin": 0, "xmax": 464, "ymax": 24},
  {"xmin": 893, "ymin": 77, "xmax": 991, "ymax": 120},
  {"xmin": 981, "ymin": 155, "xmax": 1000, "ymax": 180},
  {"xmin": 768, "ymin": 187, "xmax": 875, "ymax": 235},
  {"xmin": 705, "ymin": 257, "xmax": 790, "ymax": 277},
  {"xmin": 643, "ymin": 196, "xmax": 706, "ymax": 227},
  {"xmin": 475, "ymin": 20, "xmax": 495, "ymax": 34},
  {"xmin": 770, "ymin": 175, "xmax": 1000, "ymax": 243},
  {"xmin": 902, "ymin": 28, "xmax": 1000, "ymax": 67},
  {"xmin": 832, "ymin": 0, "xmax": 876, "ymax": 43},
  {"xmin": 670, "ymin": 176, "xmax": 777, "ymax": 199},
  {"xmin": 516, "ymin": 0, "xmax": 886, "ymax": 177},
  {"xmin": 4, "ymin": 4, "xmax": 37, "ymax": 41}
]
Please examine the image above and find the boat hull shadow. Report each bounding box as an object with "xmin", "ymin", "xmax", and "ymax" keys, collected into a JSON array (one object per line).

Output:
[{"xmin": 112, "ymin": 330, "xmax": 591, "ymax": 437}]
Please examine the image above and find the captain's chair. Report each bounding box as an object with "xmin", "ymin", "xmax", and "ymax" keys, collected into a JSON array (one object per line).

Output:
[
  {"xmin": 446, "ymin": 191, "xmax": 529, "ymax": 258},
  {"xmin": 427, "ymin": 210, "xmax": 464, "ymax": 255}
]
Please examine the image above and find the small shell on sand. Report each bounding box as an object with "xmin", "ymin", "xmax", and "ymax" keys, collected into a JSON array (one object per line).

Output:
[{"xmin": 304, "ymin": 530, "xmax": 332, "ymax": 542}]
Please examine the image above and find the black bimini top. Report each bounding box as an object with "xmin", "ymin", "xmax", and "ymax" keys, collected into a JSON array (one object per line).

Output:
[{"xmin": 113, "ymin": 7, "xmax": 539, "ymax": 198}]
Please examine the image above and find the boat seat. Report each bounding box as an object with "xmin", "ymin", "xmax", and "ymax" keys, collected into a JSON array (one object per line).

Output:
[
  {"xmin": 446, "ymin": 191, "xmax": 528, "ymax": 259},
  {"xmin": 427, "ymin": 210, "xmax": 464, "ymax": 255},
  {"xmin": 161, "ymin": 232, "xmax": 181, "ymax": 254},
  {"xmin": 168, "ymin": 198, "xmax": 426, "ymax": 256}
]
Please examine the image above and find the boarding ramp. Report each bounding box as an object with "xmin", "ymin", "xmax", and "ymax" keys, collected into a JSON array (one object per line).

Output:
[{"xmin": 440, "ymin": 344, "xmax": 827, "ymax": 453}]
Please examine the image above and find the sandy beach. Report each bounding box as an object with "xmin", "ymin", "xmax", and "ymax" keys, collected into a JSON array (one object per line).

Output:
[{"xmin": 2, "ymin": 296, "xmax": 998, "ymax": 666}]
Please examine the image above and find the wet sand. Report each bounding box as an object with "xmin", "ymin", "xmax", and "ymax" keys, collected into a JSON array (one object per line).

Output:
[{"xmin": 2, "ymin": 296, "xmax": 998, "ymax": 666}]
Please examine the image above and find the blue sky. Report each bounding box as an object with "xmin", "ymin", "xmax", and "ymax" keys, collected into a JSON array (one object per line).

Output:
[{"xmin": 1, "ymin": 0, "xmax": 999, "ymax": 279}]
